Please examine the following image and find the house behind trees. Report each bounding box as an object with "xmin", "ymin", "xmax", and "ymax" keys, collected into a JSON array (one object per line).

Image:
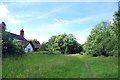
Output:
[{"xmin": 1, "ymin": 22, "xmax": 40, "ymax": 53}]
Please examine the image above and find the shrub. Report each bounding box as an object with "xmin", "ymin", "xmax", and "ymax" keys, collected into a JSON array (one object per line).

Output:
[
  {"xmin": 80, "ymin": 53, "xmax": 83, "ymax": 55},
  {"xmin": 92, "ymin": 53, "xmax": 99, "ymax": 57},
  {"xmin": 13, "ymin": 42, "xmax": 25, "ymax": 56},
  {"xmin": 80, "ymin": 52, "xmax": 84, "ymax": 55},
  {"xmin": 2, "ymin": 32, "xmax": 24, "ymax": 57}
]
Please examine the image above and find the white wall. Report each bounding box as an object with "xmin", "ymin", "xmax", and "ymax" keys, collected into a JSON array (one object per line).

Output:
[{"xmin": 24, "ymin": 43, "xmax": 33, "ymax": 53}]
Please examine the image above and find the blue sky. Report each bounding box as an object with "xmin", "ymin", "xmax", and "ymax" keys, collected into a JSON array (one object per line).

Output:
[{"xmin": 0, "ymin": 2, "xmax": 118, "ymax": 44}]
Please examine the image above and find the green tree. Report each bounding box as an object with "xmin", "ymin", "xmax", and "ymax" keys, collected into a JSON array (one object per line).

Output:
[
  {"xmin": 113, "ymin": 8, "xmax": 120, "ymax": 56},
  {"xmin": 39, "ymin": 42, "xmax": 48, "ymax": 51},
  {"xmin": 2, "ymin": 32, "xmax": 24, "ymax": 57},
  {"xmin": 46, "ymin": 33, "xmax": 83, "ymax": 54},
  {"xmin": 31, "ymin": 38, "xmax": 40, "ymax": 44},
  {"xmin": 83, "ymin": 21, "xmax": 118, "ymax": 57}
]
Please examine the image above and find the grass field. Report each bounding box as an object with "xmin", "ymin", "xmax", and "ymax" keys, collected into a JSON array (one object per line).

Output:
[{"xmin": 2, "ymin": 52, "xmax": 118, "ymax": 78}]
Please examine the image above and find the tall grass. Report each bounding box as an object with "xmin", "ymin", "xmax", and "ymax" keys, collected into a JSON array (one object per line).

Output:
[{"xmin": 2, "ymin": 52, "xmax": 118, "ymax": 78}]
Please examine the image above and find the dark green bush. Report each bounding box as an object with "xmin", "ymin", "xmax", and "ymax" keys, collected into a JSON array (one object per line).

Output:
[
  {"xmin": 92, "ymin": 53, "xmax": 99, "ymax": 57},
  {"xmin": 2, "ymin": 32, "xmax": 24, "ymax": 57}
]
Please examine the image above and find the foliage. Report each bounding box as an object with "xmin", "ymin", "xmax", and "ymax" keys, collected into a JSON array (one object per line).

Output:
[
  {"xmin": 113, "ymin": 8, "xmax": 120, "ymax": 56},
  {"xmin": 39, "ymin": 33, "xmax": 83, "ymax": 54},
  {"xmin": 31, "ymin": 38, "xmax": 40, "ymax": 44},
  {"xmin": 2, "ymin": 32, "xmax": 24, "ymax": 57},
  {"xmin": 39, "ymin": 42, "xmax": 48, "ymax": 51},
  {"xmin": 13, "ymin": 41, "xmax": 25, "ymax": 56},
  {"xmin": 83, "ymin": 21, "xmax": 118, "ymax": 57},
  {"xmin": 83, "ymin": 9, "xmax": 119, "ymax": 57}
]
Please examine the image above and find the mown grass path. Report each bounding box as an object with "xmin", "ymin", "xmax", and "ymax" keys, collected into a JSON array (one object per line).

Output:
[{"xmin": 82, "ymin": 60, "xmax": 93, "ymax": 78}]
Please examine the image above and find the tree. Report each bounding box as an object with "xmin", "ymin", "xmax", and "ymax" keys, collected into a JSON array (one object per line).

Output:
[
  {"xmin": 113, "ymin": 8, "xmax": 120, "ymax": 56},
  {"xmin": 83, "ymin": 21, "xmax": 118, "ymax": 57},
  {"xmin": 31, "ymin": 38, "xmax": 40, "ymax": 44},
  {"xmin": 44, "ymin": 33, "xmax": 83, "ymax": 54},
  {"xmin": 2, "ymin": 30, "xmax": 24, "ymax": 57},
  {"xmin": 39, "ymin": 42, "xmax": 49, "ymax": 51}
]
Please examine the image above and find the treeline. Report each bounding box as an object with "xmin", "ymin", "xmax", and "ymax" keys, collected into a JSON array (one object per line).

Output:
[
  {"xmin": 39, "ymin": 20, "xmax": 118, "ymax": 57},
  {"xmin": 1, "ymin": 9, "xmax": 119, "ymax": 57},
  {"xmin": 39, "ymin": 33, "xmax": 83, "ymax": 54},
  {"xmin": 83, "ymin": 21, "xmax": 118, "ymax": 57},
  {"xmin": 39, "ymin": 9, "xmax": 119, "ymax": 57},
  {"xmin": 83, "ymin": 9, "xmax": 119, "ymax": 57}
]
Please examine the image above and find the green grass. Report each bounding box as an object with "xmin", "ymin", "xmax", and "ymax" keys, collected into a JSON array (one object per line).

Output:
[{"xmin": 2, "ymin": 52, "xmax": 118, "ymax": 78}]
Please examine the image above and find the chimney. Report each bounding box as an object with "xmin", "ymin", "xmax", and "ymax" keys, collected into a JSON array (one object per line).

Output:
[
  {"xmin": 20, "ymin": 29, "xmax": 24, "ymax": 37},
  {"xmin": 1, "ymin": 22, "xmax": 6, "ymax": 32}
]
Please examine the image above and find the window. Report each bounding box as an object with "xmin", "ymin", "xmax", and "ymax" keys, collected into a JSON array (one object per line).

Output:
[{"xmin": 27, "ymin": 48, "xmax": 31, "ymax": 52}]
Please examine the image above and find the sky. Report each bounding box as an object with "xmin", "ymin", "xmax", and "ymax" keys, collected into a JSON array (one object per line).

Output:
[{"xmin": 0, "ymin": 1, "xmax": 118, "ymax": 44}]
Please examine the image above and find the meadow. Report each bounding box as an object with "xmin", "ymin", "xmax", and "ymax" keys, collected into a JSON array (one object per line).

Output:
[{"xmin": 2, "ymin": 52, "xmax": 118, "ymax": 78}]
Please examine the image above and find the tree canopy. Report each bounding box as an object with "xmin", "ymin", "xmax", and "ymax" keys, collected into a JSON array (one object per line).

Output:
[
  {"xmin": 39, "ymin": 33, "xmax": 83, "ymax": 54},
  {"xmin": 83, "ymin": 21, "xmax": 118, "ymax": 57},
  {"xmin": 1, "ymin": 23, "xmax": 24, "ymax": 57}
]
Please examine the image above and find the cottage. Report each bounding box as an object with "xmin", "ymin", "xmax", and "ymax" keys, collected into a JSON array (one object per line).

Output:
[{"xmin": 1, "ymin": 22, "xmax": 40, "ymax": 53}]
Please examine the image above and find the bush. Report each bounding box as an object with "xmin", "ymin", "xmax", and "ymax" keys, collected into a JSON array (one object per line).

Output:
[
  {"xmin": 80, "ymin": 52, "xmax": 84, "ymax": 55},
  {"xmin": 2, "ymin": 42, "xmax": 25, "ymax": 57},
  {"xmin": 13, "ymin": 42, "xmax": 25, "ymax": 56},
  {"xmin": 92, "ymin": 53, "xmax": 99, "ymax": 57},
  {"xmin": 2, "ymin": 32, "xmax": 24, "ymax": 57},
  {"xmin": 80, "ymin": 53, "xmax": 83, "ymax": 55}
]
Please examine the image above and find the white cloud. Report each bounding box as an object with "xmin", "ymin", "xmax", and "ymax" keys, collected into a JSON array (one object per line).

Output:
[
  {"xmin": 75, "ymin": 35, "xmax": 87, "ymax": 44},
  {"xmin": 54, "ymin": 16, "xmax": 93, "ymax": 25},
  {"xmin": 36, "ymin": 22, "xmax": 65, "ymax": 33},
  {"xmin": 32, "ymin": 14, "xmax": 104, "ymax": 44},
  {"xmin": 37, "ymin": 5, "xmax": 72, "ymax": 20},
  {"xmin": 55, "ymin": 17, "xmax": 90, "ymax": 25},
  {"xmin": 54, "ymin": 18, "xmax": 65, "ymax": 22},
  {"xmin": 8, "ymin": 17, "xmax": 20, "ymax": 25},
  {"xmin": 16, "ymin": 12, "xmax": 113, "ymax": 44},
  {"xmin": 38, "ymin": 9, "xmax": 61, "ymax": 19},
  {"xmin": 25, "ymin": 28, "xmax": 90, "ymax": 44},
  {"xmin": 74, "ymin": 30, "xmax": 92, "ymax": 44},
  {"xmin": 71, "ymin": 17, "xmax": 93, "ymax": 23},
  {"xmin": 0, "ymin": 3, "xmax": 9, "ymax": 19},
  {"xmin": 25, "ymin": 31, "xmax": 50, "ymax": 43},
  {"xmin": 33, "ymin": 19, "xmax": 92, "ymax": 44},
  {"xmin": 0, "ymin": 3, "xmax": 20, "ymax": 26},
  {"xmin": 0, "ymin": 3, "xmax": 33, "ymax": 27},
  {"xmin": 1, "ymin": 2, "xmax": 114, "ymax": 45},
  {"xmin": 109, "ymin": 18, "xmax": 114, "ymax": 25},
  {"xmin": 53, "ymin": 12, "xmax": 113, "ymax": 26},
  {"xmin": 66, "ymin": 28, "xmax": 92, "ymax": 44}
]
